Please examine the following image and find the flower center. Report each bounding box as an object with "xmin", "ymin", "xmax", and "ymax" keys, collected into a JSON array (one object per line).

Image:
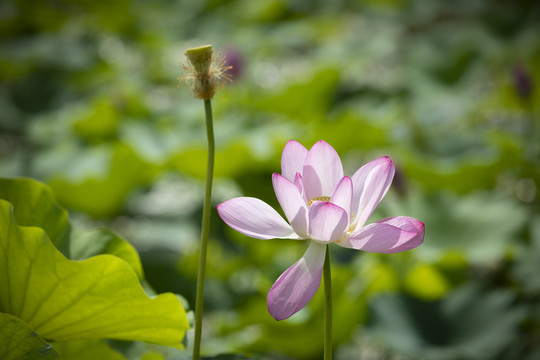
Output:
[{"xmin": 308, "ymin": 196, "xmax": 331, "ymax": 206}]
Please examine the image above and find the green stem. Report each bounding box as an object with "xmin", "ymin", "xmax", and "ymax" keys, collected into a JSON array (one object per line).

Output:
[
  {"xmin": 193, "ymin": 99, "xmax": 215, "ymax": 360},
  {"xmin": 323, "ymin": 245, "xmax": 332, "ymax": 360}
]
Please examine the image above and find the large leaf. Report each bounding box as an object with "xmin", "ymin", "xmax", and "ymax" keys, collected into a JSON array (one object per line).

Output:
[
  {"xmin": 70, "ymin": 227, "xmax": 144, "ymax": 279},
  {"xmin": 0, "ymin": 177, "xmax": 70, "ymax": 256},
  {"xmin": 0, "ymin": 199, "xmax": 188, "ymax": 345},
  {"xmin": 0, "ymin": 177, "xmax": 144, "ymax": 278},
  {"xmin": 0, "ymin": 312, "xmax": 59, "ymax": 360},
  {"xmin": 52, "ymin": 339, "xmax": 125, "ymax": 360}
]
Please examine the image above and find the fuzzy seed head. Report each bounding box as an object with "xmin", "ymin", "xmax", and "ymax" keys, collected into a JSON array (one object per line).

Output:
[{"xmin": 178, "ymin": 44, "xmax": 232, "ymax": 100}]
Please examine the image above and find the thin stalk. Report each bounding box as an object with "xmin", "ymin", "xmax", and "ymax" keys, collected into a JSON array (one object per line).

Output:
[
  {"xmin": 323, "ymin": 245, "xmax": 333, "ymax": 360},
  {"xmin": 193, "ymin": 99, "xmax": 215, "ymax": 360}
]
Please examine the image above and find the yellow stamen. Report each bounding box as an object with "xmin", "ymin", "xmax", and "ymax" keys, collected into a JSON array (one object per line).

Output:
[{"xmin": 308, "ymin": 196, "xmax": 331, "ymax": 206}]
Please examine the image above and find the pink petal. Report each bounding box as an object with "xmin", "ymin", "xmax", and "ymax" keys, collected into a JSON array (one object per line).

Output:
[
  {"xmin": 303, "ymin": 140, "xmax": 344, "ymax": 201},
  {"xmin": 217, "ymin": 197, "xmax": 300, "ymax": 240},
  {"xmin": 331, "ymin": 176, "xmax": 353, "ymax": 218},
  {"xmin": 293, "ymin": 172, "xmax": 304, "ymax": 196},
  {"xmin": 343, "ymin": 216, "xmax": 424, "ymax": 253},
  {"xmin": 308, "ymin": 201, "xmax": 349, "ymax": 243},
  {"xmin": 272, "ymin": 173, "xmax": 309, "ymax": 239},
  {"xmin": 281, "ymin": 140, "xmax": 308, "ymax": 182},
  {"xmin": 267, "ymin": 241, "xmax": 326, "ymax": 320},
  {"xmin": 351, "ymin": 156, "xmax": 395, "ymax": 230}
]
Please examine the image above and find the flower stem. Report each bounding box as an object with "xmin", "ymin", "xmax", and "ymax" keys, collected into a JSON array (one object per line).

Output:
[
  {"xmin": 323, "ymin": 245, "xmax": 332, "ymax": 360},
  {"xmin": 193, "ymin": 99, "xmax": 215, "ymax": 360}
]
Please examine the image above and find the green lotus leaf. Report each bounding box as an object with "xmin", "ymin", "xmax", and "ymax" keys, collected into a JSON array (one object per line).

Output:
[
  {"xmin": 70, "ymin": 227, "xmax": 144, "ymax": 279},
  {"xmin": 0, "ymin": 177, "xmax": 143, "ymax": 278},
  {"xmin": 52, "ymin": 339, "xmax": 125, "ymax": 360},
  {"xmin": 104, "ymin": 339, "xmax": 192, "ymax": 360},
  {"xmin": 0, "ymin": 312, "xmax": 59, "ymax": 360},
  {"xmin": 0, "ymin": 177, "xmax": 70, "ymax": 256},
  {"xmin": 0, "ymin": 199, "xmax": 188, "ymax": 346}
]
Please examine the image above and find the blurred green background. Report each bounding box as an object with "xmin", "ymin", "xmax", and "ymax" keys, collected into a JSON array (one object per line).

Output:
[{"xmin": 1, "ymin": 0, "xmax": 539, "ymax": 359}]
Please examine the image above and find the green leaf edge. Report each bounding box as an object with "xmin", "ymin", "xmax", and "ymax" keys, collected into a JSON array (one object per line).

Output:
[{"xmin": 0, "ymin": 177, "xmax": 71, "ymax": 256}]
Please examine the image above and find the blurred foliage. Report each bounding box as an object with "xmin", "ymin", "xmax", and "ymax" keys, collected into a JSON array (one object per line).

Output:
[{"xmin": 1, "ymin": 0, "xmax": 540, "ymax": 359}]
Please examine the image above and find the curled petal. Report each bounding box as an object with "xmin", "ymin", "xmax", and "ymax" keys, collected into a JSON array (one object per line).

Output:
[
  {"xmin": 331, "ymin": 176, "xmax": 353, "ymax": 218},
  {"xmin": 273, "ymin": 173, "xmax": 309, "ymax": 238},
  {"xmin": 308, "ymin": 201, "xmax": 349, "ymax": 243},
  {"xmin": 344, "ymin": 216, "xmax": 424, "ymax": 253},
  {"xmin": 303, "ymin": 140, "xmax": 344, "ymax": 200},
  {"xmin": 267, "ymin": 242, "xmax": 326, "ymax": 320},
  {"xmin": 351, "ymin": 156, "xmax": 394, "ymax": 230},
  {"xmin": 281, "ymin": 140, "xmax": 308, "ymax": 182},
  {"xmin": 217, "ymin": 197, "xmax": 300, "ymax": 240}
]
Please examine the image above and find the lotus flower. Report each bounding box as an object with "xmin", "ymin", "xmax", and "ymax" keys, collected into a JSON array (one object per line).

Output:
[{"xmin": 217, "ymin": 140, "xmax": 424, "ymax": 320}]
